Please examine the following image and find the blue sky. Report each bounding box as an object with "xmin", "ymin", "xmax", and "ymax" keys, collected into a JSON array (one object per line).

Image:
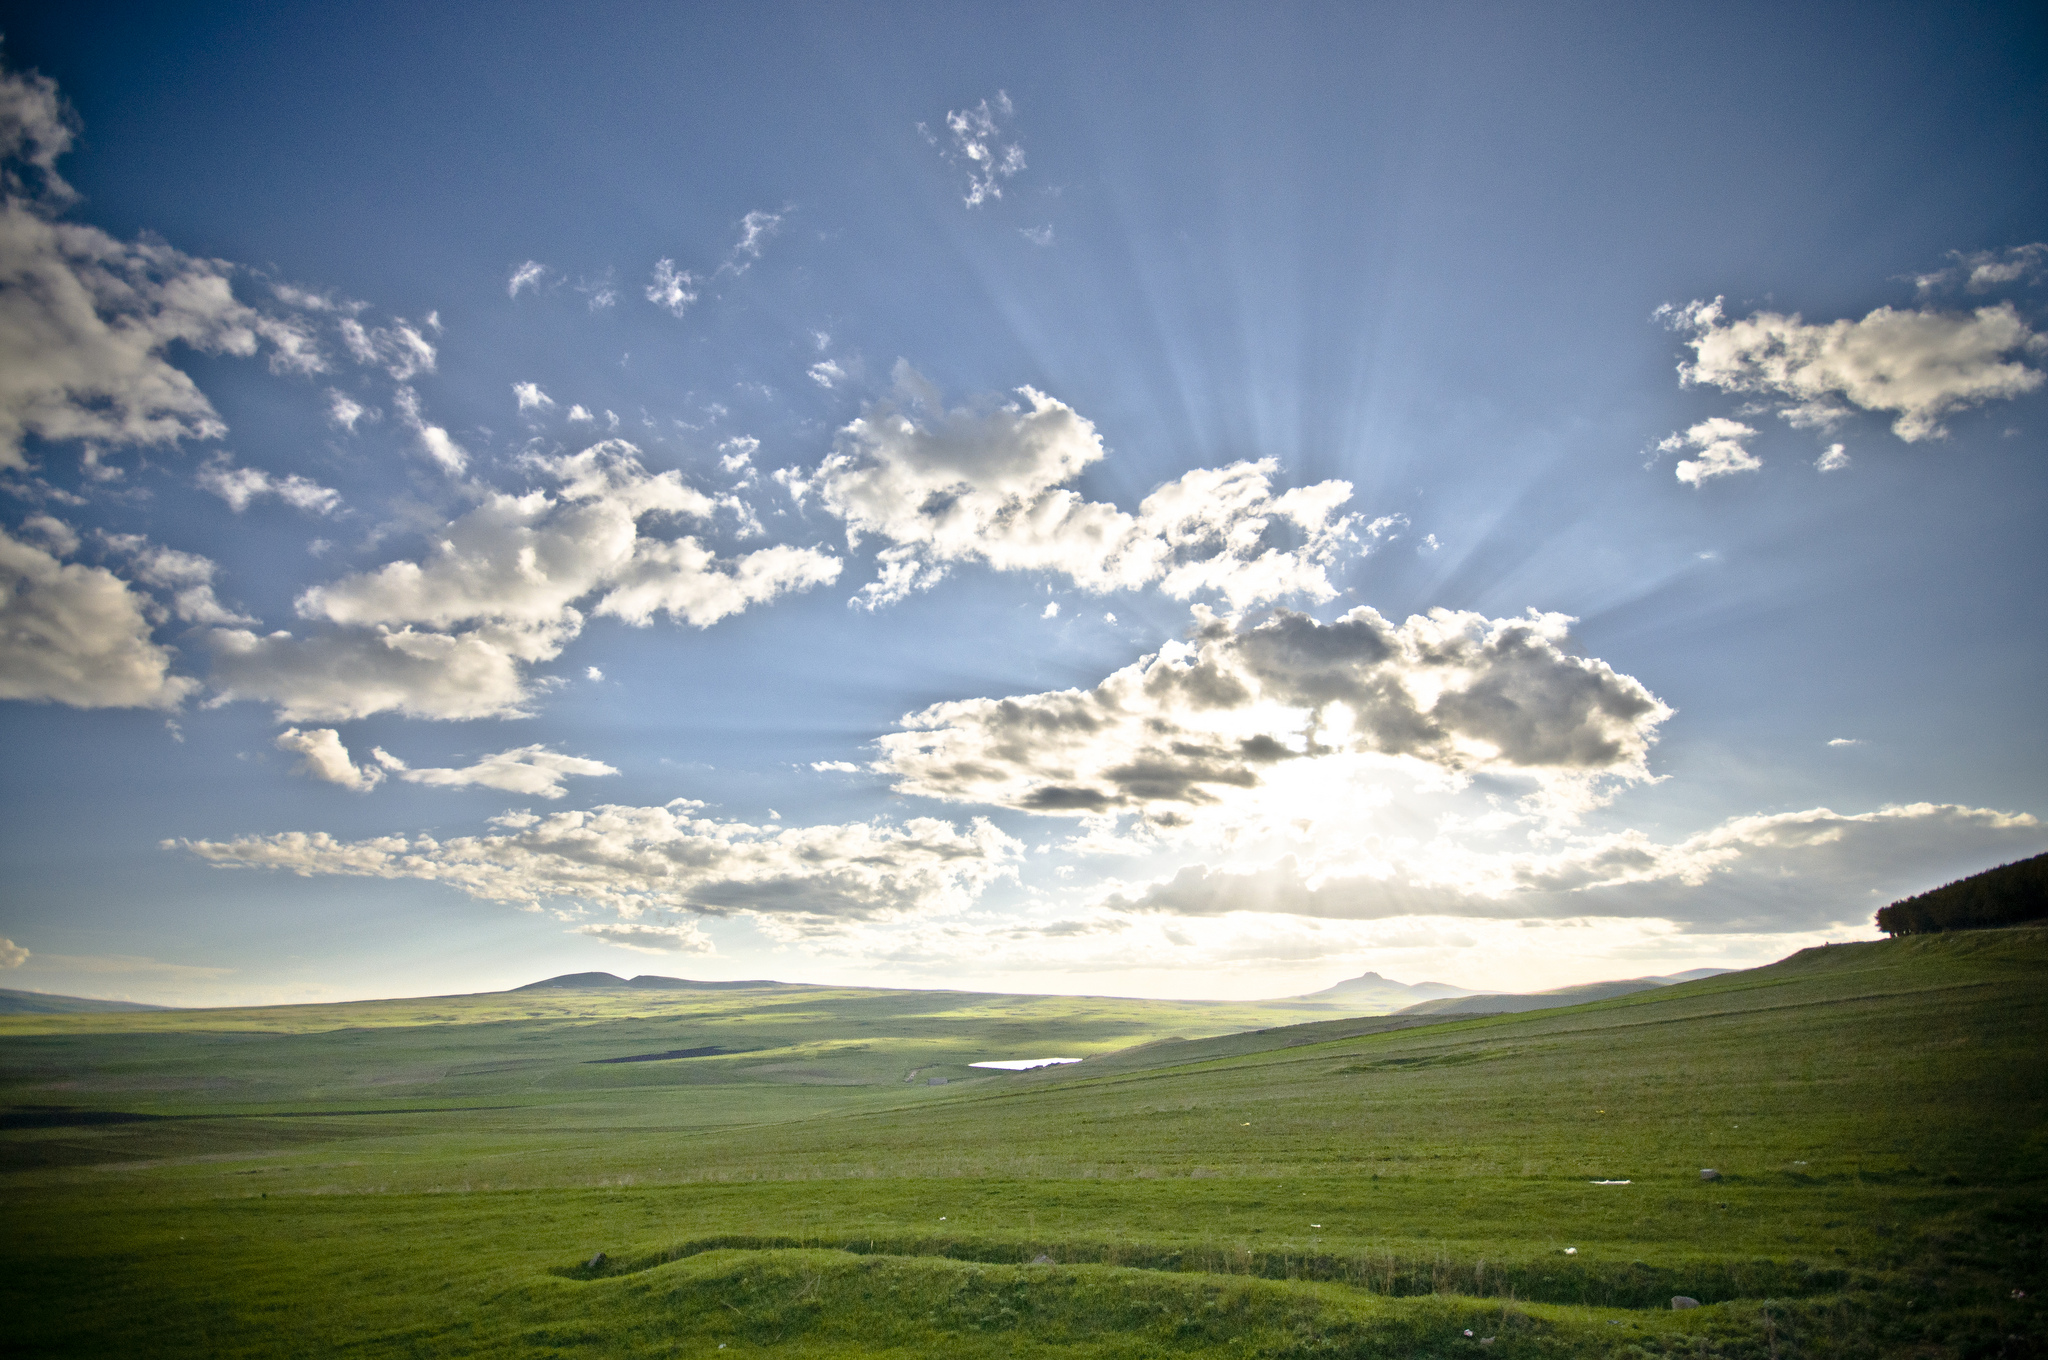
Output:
[{"xmin": 1, "ymin": 2, "xmax": 2043, "ymax": 1005}]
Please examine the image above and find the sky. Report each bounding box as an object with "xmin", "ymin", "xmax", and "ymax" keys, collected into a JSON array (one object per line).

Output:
[{"xmin": 0, "ymin": 2, "xmax": 2043, "ymax": 1007}]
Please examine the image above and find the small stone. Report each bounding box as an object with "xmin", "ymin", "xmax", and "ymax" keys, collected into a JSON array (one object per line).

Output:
[
  {"xmin": 586, "ymin": 1251, "xmax": 608, "ymax": 1269},
  {"xmin": 1672, "ymin": 1296, "xmax": 1700, "ymax": 1310},
  {"xmin": 1032, "ymin": 1254, "xmax": 1054, "ymax": 1265},
  {"xmin": 1699, "ymin": 1168, "xmax": 1721, "ymax": 1181}
]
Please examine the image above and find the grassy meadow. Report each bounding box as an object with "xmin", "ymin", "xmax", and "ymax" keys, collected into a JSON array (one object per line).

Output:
[{"xmin": 3, "ymin": 930, "xmax": 2044, "ymax": 1357}]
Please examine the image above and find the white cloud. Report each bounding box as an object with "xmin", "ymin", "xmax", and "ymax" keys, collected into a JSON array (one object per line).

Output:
[
  {"xmin": 196, "ymin": 456, "xmax": 341, "ymax": 514},
  {"xmin": 1815, "ymin": 443, "xmax": 1850, "ymax": 473},
  {"xmin": 567, "ymin": 404, "xmax": 594, "ymax": 422},
  {"xmin": 719, "ymin": 435, "xmax": 759, "ymax": 474},
  {"xmin": 585, "ymin": 665, "xmax": 603, "ymax": 681},
  {"xmin": 206, "ymin": 620, "xmax": 561, "ymax": 722},
  {"xmin": 724, "ymin": 210, "xmax": 780, "ymax": 273},
  {"xmin": 1913, "ymin": 243, "xmax": 2048, "ymax": 296},
  {"xmin": 178, "ymin": 804, "xmax": 1023, "ymax": 932},
  {"xmin": 879, "ymin": 604, "xmax": 1670, "ymax": 820},
  {"xmin": 507, "ymin": 260, "xmax": 548, "ymax": 298},
  {"xmin": 275, "ymin": 726, "xmax": 384, "ymax": 791},
  {"xmin": 326, "ymin": 389, "xmax": 368, "ymax": 431},
  {"xmin": 0, "ymin": 936, "xmax": 26, "ymax": 967},
  {"xmin": 392, "ymin": 385, "xmax": 466, "ymax": 475},
  {"xmin": 786, "ymin": 364, "xmax": 1358, "ymax": 611},
  {"xmin": 1658, "ymin": 417, "xmax": 1762, "ymax": 486},
  {"xmin": 1827, "ymin": 737, "xmax": 1863, "ymax": 747},
  {"xmin": 1019, "ymin": 225, "xmax": 1054, "ymax": 247},
  {"xmin": 1041, "ymin": 600, "xmax": 1058, "ymax": 619},
  {"xmin": 0, "ymin": 140, "xmax": 316, "ymax": 467},
  {"xmin": 211, "ymin": 440, "xmax": 838, "ymax": 721},
  {"xmin": 0, "ymin": 61, "xmax": 78, "ymax": 204},
  {"xmin": 808, "ymin": 359, "xmax": 845, "ymax": 389},
  {"xmin": 574, "ymin": 921, "xmax": 714, "ymax": 954},
  {"xmin": 1662, "ymin": 296, "xmax": 2045, "ymax": 442},
  {"xmin": 812, "ymin": 760, "xmax": 861, "ymax": 773},
  {"xmin": 1106, "ymin": 802, "xmax": 2041, "ymax": 935},
  {"xmin": 0, "ymin": 524, "xmax": 198, "ymax": 708},
  {"xmin": 512, "ymin": 381, "xmax": 555, "ymax": 413},
  {"xmin": 337, "ymin": 315, "xmax": 435, "ymax": 381},
  {"xmin": 105, "ymin": 534, "xmax": 253, "ymax": 624},
  {"xmin": 646, "ymin": 258, "xmax": 697, "ymax": 318},
  {"xmin": 392, "ymin": 743, "xmax": 618, "ymax": 799},
  {"xmin": 928, "ymin": 92, "xmax": 1026, "ymax": 208},
  {"xmin": 19, "ymin": 512, "xmax": 77, "ymax": 555}
]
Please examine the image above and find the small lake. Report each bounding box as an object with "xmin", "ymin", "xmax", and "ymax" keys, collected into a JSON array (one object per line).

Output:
[{"xmin": 968, "ymin": 1058, "xmax": 1083, "ymax": 1071}]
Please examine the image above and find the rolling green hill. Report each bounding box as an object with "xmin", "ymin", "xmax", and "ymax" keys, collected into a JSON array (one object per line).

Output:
[{"xmin": 2, "ymin": 930, "xmax": 2042, "ymax": 1357}]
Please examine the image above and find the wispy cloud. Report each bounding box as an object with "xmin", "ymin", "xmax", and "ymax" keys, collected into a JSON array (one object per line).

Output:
[{"xmin": 922, "ymin": 91, "xmax": 1026, "ymax": 207}]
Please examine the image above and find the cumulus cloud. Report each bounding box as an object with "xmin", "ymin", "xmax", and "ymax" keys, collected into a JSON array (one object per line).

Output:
[
  {"xmin": 808, "ymin": 359, "xmax": 845, "ymax": 389},
  {"xmin": 1815, "ymin": 443, "xmax": 1850, "ymax": 473},
  {"xmin": 512, "ymin": 381, "xmax": 555, "ymax": 413},
  {"xmin": 210, "ymin": 440, "xmax": 838, "ymax": 721},
  {"xmin": 1657, "ymin": 417, "xmax": 1762, "ymax": 486},
  {"xmin": 275, "ymin": 726, "xmax": 384, "ymax": 791},
  {"xmin": 0, "ymin": 62, "xmax": 320, "ymax": 470},
  {"xmin": 507, "ymin": 260, "xmax": 548, "ymax": 298},
  {"xmin": 1106, "ymin": 803, "xmax": 2042, "ymax": 935},
  {"xmin": 196, "ymin": 456, "xmax": 341, "ymax": 514},
  {"xmin": 575, "ymin": 920, "xmax": 714, "ymax": 954},
  {"xmin": 0, "ymin": 935, "xmax": 25, "ymax": 967},
  {"xmin": 383, "ymin": 743, "xmax": 617, "ymax": 799},
  {"xmin": 1662, "ymin": 295, "xmax": 2045, "ymax": 442},
  {"xmin": 879, "ymin": 605, "xmax": 1670, "ymax": 819},
  {"xmin": 924, "ymin": 91, "xmax": 1025, "ymax": 207},
  {"xmin": 0, "ymin": 524, "xmax": 197, "ymax": 708},
  {"xmin": 646, "ymin": 258, "xmax": 697, "ymax": 318},
  {"xmin": 786, "ymin": 364, "xmax": 1357, "ymax": 610},
  {"xmin": 177, "ymin": 804, "xmax": 1022, "ymax": 931},
  {"xmin": 1913, "ymin": 243, "xmax": 2047, "ymax": 296}
]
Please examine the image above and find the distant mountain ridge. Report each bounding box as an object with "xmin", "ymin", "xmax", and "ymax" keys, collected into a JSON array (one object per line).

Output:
[
  {"xmin": 0, "ymin": 987, "xmax": 173, "ymax": 1015},
  {"xmin": 1394, "ymin": 969, "xmax": 1731, "ymax": 1016},
  {"xmin": 513, "ymin": 972, "xmax": 790, "ymax": 992},
  {"xmin": 1277, "ymin": 971, "xmax": 1475, "ymax": 1012}
]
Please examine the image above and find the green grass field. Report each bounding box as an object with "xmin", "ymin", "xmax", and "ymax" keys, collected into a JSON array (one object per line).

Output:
[{"xmin": 3, "ymin": 930, "xmax": 2044, "ymax": 1357}]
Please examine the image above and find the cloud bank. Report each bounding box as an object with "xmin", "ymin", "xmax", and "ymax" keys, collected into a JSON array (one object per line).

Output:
[
  {"xmin": 1105, "ymin": 803, "xmax": 2042, "ymax": 934},
  {"xmin": 178, "ymin": 805, "xmax": 1022, "ymax": 933},
  {"xmin": 878, "ymin": 605, "xmax": 1670, "ymax": 818}
]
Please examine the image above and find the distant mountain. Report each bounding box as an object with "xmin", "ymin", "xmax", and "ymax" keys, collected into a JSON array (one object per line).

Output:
[
  {"xmin": 1395, "ymin": 969, "xmax": 1731, "ymax": 1017},
  {"xmin": 513, "ymin": 972, "xmax": 787, "ymax": 992},
  {"xmin": 1275, "ymin": 971, "xmax": 1477, "ymax": 1013},
  {"xmin": 0, "ymin": 987, "xmax": 172, "ymax": 1014}
]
